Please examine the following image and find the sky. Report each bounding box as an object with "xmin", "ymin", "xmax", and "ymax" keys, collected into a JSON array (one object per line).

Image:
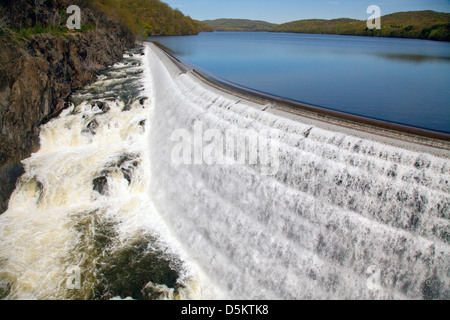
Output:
[{"xmin": 164, "ymin": 0, "xmax": 450, "ymax": 24}]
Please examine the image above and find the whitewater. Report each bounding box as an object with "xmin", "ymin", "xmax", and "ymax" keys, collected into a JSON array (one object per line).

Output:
[{"xmin": 0, "ymin": 42, "xmax": 448, "ymax": 300}]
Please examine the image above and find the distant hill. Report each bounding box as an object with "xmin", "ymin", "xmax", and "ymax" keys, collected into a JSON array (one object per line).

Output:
[
  {"xmin": 274, "ymin": 18, "xmax": 360, "ymax": 34},
  {"xmin": 203, "ymin": 19, "xmax": 276, "ymax": 32},
  {"xmin": 204, "ymin": 11, "xmax": 450, "ymax": 41},
  {"xmin": 274, "ymin": 10, "xmax": 450, "ymax": 41}
]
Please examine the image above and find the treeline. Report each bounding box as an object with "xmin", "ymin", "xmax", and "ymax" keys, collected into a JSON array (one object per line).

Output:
[
  {"xmin": 203, "ymin": 19, "xmax": 275, "ymax": 32},
  {"xmin": 204, "ymin": 11, "xmax": 450, "ymax": 41},
  {"xmin": 273, "ymin": 11, "xmax": 450, "ymax": 41},
  {"xmin": 0, "ymin": 0, "xmax": 212, "ymax": 40},
  {"xmin": 0, "ymin": 0, "xmax": 120, "ymax": 42},
  {"xmin": 93, "ymin": 0, "xmax": 212, "ymax": 37}
]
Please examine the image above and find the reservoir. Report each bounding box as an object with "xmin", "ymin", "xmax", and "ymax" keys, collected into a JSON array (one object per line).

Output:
[{"xmin": 149, "ymin": 32, "xmax": 450, "ymax": 133}]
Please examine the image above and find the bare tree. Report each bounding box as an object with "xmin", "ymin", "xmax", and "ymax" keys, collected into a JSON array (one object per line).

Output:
[
  {"xmin": 0, "ymin": 16, "xmax": 7, "ymax": 35},
  {"xmin": 34, "ymin": 0, "xmax": 44, "ymax": 25}
]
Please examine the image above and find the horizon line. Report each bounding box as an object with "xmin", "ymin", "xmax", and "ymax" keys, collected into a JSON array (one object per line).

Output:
[{"xmin": 198, "ymin": 9, "xmax": 450, "ymax": 25}]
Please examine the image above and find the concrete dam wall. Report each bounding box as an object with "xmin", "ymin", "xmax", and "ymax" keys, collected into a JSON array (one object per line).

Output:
[{"xmin": 146, "ymin": 43, "xmax": 449, "ymax": 300}]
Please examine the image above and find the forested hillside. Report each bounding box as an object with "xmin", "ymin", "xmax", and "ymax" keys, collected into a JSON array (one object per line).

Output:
[
  {"xmin": 274, "ymin": 11, "xmax": 450, "ymax": 41},
  {"xmin": 203, "ymin": 19, "xmax": 275, "ymax": 32},
  {"xmin": 95, "ymin": 0, "xmax": 212, "ymax": 36},
  {"xmin": 0, "ymin": 0, "xmax": 212, "ymax": 39},
  {"xmin": 204, "ymin": 11, "xmax": 450, "ymax": 41}
]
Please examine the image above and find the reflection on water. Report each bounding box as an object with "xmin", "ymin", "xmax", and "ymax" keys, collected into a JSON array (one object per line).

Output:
[
  {"xmin": 149, "ymin": 32, "xmax": 450, "ymax": 133},
  {"xmin": 376, "ymin": 53, "xmax": 450, "ymax": 63}
]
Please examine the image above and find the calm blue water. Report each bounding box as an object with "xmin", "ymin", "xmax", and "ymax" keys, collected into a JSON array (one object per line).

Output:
[{"xmin": 149, "ymin": 32, "xmax": 450, "ymax": 133}]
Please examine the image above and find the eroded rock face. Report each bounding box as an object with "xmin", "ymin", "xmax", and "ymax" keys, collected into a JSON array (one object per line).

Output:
[{"xmin": 0, "ymin": 1, "xmax": 135, "ymax": 213}]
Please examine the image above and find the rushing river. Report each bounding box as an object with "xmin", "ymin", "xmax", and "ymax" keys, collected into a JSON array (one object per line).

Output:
[
  {"xmin": 0, "ymin": 42, "xmax": 448, "ymax": 300},
  {"xmin": 149, "ymin": 32, "xmax": 450, "ymax": 133},
  {"xmin": 0, "ymin": 46, "xmax": 222, "ymax": 300}
]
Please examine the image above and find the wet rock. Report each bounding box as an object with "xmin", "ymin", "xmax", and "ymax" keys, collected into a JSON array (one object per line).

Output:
[
  {"xmin": 82, "ymin": 119, "xmax": 100, "ymax": 135},
  {"xmin": 138, "ymin": 120, "xmax": 146, "ymax": 132},
  {"xmin": 139, "ymin": 97, "xmax": 148, "ymax": 105},
  {"xmin": 0, "ymin": 162, "xmax": 25, "ymax": 214},
  {"xmin": 93, "ymin": 173, "xmax": 109, "ymax": 195},
  {"xmin": 116, "ymin": 153, "xmax": 140, "ymax": 184},
  {"xmin": 94, "ymin": 154, "xmax": 140, "ymax": 190},
  {"xmin": 91, "ymin": 101, "xmax": 110, "ymax": 114},
  {"xmin": 94, "ymin": 236, "xmax": 183, "ymax": 300},
  {"xmin": 122, "ymin": 104, "xmax": 132, "ymax": 112}
]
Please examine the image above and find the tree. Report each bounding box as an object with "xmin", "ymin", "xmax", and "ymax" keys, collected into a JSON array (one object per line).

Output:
[{"xmin": 34, "ymin": 0, "xmax": 44, "ymax": 25}]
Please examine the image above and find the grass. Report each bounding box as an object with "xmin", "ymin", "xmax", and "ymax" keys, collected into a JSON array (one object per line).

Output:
[
  {"xmin": 15, "ymin": 23, "xmax": 97, "ymax": 37},
  {"xmin": 0, "ymin": 20, "xmax": 98, "ymax": 44}
]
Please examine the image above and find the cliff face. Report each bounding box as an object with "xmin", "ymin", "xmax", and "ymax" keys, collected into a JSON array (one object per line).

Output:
[{"xmin": 0, "ymin": 1, "xmax": 135, "ymax": 213}]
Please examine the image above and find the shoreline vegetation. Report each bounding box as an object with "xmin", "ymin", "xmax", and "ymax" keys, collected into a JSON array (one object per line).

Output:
[
  {"xmin": 92, "ymin": 0, "xmax": 212, "ymax": 36},
  {"xmin": 0, "ymin": 0, "xmax": 212, "ymax": 41},
  {"xmin": 203, "ymin": 11, "xmax": 450, "ymax": 42}
]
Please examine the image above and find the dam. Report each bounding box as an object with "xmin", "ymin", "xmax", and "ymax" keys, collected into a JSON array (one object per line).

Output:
[
  {"xmin": 146, "ymin": 42, "xmax": 449, "ymax": 300},
  {"xmin": 0, "ymin": 42, "xmax": 448, "ymax": 300}
]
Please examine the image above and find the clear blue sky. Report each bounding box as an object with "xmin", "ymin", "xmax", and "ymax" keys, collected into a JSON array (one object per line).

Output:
[{"xmin": 164, "ymin": 0, "xmax": 450, "ymax": 24}]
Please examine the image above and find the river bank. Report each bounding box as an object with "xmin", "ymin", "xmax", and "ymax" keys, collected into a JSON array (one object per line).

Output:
[
  {"xmin": 0, "ymin": 45, "xmax": 221, "ymax": 300},
  {"xmin": 0, "ymin": 2, "xmax": 135, "ymax": 214}
]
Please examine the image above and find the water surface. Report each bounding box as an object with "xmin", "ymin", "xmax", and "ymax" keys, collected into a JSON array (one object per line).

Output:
[{"xmin": 149, "ymin": 32, "xmax": 450, "ymax": 133}]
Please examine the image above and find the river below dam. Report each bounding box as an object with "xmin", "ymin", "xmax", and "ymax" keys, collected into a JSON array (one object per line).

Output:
[{"xmin": 0, "ymin": 42, "xmax": 448, "ymax": 300}]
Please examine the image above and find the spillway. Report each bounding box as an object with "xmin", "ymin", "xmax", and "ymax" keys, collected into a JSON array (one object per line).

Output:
[
  {"xmin": 0, "ymin": 42, "xmax": 448, "ymax": 300},
  {"xmin": 146, "ymin": 43, "xmax": 449, "ymax": 300}
]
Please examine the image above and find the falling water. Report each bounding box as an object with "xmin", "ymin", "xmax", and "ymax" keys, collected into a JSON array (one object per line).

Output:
[
  {"xmin": 0, "ymin": 42, "xmax": 448, "ymax": 300},
  {"xmin": 0, "ymin": 46, "xmax": 221, "ymax": 300},
  {"xmin": 146, "ymin": 43, "xmax": 449, "ymax": 300}
]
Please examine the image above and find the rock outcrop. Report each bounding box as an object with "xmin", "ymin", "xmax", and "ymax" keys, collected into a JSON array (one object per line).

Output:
[{"xmin": 0, "ymin": 0, "xmax": 136, "ymax": 213}]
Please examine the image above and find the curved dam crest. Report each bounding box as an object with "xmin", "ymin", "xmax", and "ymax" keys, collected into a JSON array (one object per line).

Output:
[{"xmin": 146, "ymin": 42, "xmax": 449, "ymax": 299}]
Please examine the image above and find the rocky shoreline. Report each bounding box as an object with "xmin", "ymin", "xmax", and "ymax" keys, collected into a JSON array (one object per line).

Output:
[{"xmin": 0, "ymin": 1, "xmax": 136, "ymax": 213}]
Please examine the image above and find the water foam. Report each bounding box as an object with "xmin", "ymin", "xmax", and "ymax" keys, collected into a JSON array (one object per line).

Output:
[
  {"xmin": 146, "ymin": 42, "xmax": 449, "ymax": 300},
  {"xmin": 0, "ymin": 46, "xmax": 221, "ymax": 300},
  {"xmin": 0, "ymin": 41, "xmax": 448, "ymax": 300}
]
